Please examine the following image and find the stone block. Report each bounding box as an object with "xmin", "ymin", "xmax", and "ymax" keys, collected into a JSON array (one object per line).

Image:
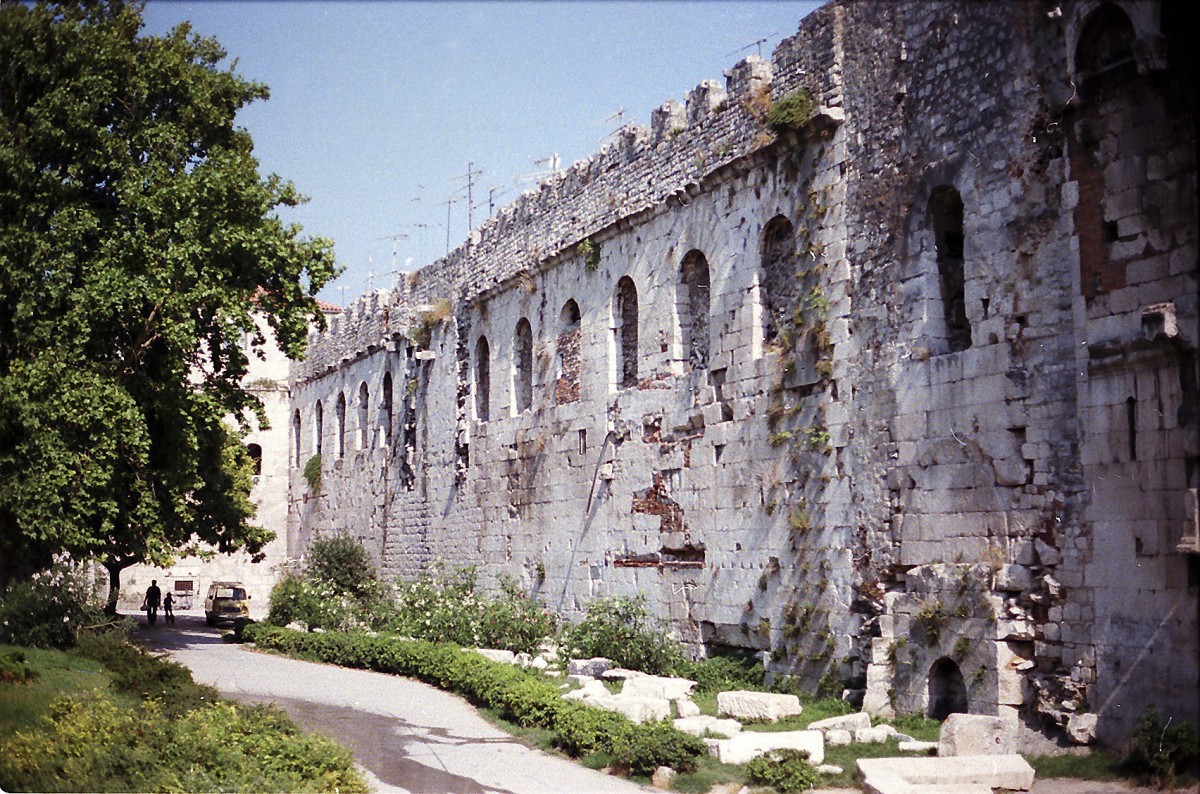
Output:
[
  {"xmin": 808, "ymin": 711, "xmax": 872, "ymax": 733},
  {"xmin": 858, "ymin": 755, "xmax": 1034, "ymax": 794},
  {"xmin": 937, "ymin": 713, "xmax": 1016, "ymax": 756},
  {"xmin": 651, "ymin": 765, "xmax": 676, "ymax": 790},
  {"xmin": 604, "ymin": 695, "xmax": 672, "ymax": 724},
  {"xmin": 622, "ymin": 674, "xmax": 697, "ymax": 700},
  {"xmin": 673, "ymin": 715, "xmax": 742, "ymax": 738},
  {"xmin": 674, "ymin": 698, "xmax": 701, "ymax": 718},
  {"xmin": 826, "ymin": 729, "xmax": 852, "ymax": 746},
  {"xmin": 562, "ymin": 679, "xmax": 610, "ymax": 702},
  {"xmin": 855, "ymin": 725, "xmax": 894, "ymax": 743},
  {"xmin": 716, "ymin": 690, "xmax": 803, "ymax": 722},
  {"xmin": 1066, "ymin": 712, "xmax": 1098, "ymax": 745},
  {"xmin": 568, "ymin": 657, "xmax": 614, "ymax": 677},
  {"xmin": 708, "ymin": 730, "xmax": 824, "ymax": 765},
  {"xmin": 898, "ymin": 739, "xmax": 939, "ymax": 753}
]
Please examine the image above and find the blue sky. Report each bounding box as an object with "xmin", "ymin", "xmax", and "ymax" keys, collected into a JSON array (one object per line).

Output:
[{"xmin": 142, "ymin": 1, "xmax": 823, "ymax": 305}]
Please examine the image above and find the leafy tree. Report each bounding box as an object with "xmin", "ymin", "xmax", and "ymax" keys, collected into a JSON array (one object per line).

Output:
[{"xmin": 0, "ymin": 1, "xmax": 338, "ymax": 608}]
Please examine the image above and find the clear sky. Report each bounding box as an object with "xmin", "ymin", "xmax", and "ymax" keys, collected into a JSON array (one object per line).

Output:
[{"xmin": 142, "ymin": 1, "xmax": 824, "ymax": 306}]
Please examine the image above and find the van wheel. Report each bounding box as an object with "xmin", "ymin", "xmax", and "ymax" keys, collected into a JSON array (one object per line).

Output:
[{"xmin": 205, "ymin": 612, "xmax": 216, "ymax": 626}]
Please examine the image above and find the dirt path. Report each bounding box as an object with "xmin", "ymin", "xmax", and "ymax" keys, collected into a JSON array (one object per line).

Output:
[{"xmin": 139, "ymin": 615, "xmax": 649, "ymax": 794}]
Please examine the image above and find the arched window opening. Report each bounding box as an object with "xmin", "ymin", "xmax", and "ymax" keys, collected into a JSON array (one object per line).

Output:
[
  {"xmin": 930, "ymin": 186, "xmax": 970, "ymax": 353},
  {"xmin": 314, "ymin": 401, "xmax": 324, "ymax": 457},
  {"xmin": 927, "ymin": 657, "xmax": 969, "ymax": 721},
  {"xmin": 615, "ymin": 276, "xmax": 639, "ymax": 388},
  {"xmin": 1076, "ymin": 4, "xmax": 1137, "ymax": 86},
  {"xmin": 679, "ymin": 249, "xmax": 711, "ymax": 371},
  {"xmin": 335, "ymin": 392, "xmax": 346, "ymax": 459},
  {"xmin": 357, "ymin": 382, "xmax": 370, "ymax": 450},
  {"xmin": 292, "ymin": 410, "xmax": 302, "ymax": 467},
  {"xmin": 247, "ymin": 443, "xmax": 262, "ymax": 476},
  {"xmin": 475, "ymin": 336, "xmax": 491, "ymax": 421},
  {"xmin": 761, "ymin": 215, "xmax": 797, "ymax": 345},
  {"xmin": 513, "ymin": 319, "xmax": 533, "ymax": 413},
  {"xmin": 381, "ymin": 372, "xmax": 393, "ymax": 442},
  {"xmin": 556, "ymin": 299, "xmax": 581, "ymax": 404}
]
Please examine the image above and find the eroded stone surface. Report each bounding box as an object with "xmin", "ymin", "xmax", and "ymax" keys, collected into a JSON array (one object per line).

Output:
[{"xmin": 716, "ymin": 690, "xmax": 802, "ymax": 722}]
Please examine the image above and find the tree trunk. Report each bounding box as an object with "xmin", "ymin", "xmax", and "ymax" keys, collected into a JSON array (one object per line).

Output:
[{"xmin": 103, "ymin": 560, "xmax": 125, "ymax": 616}]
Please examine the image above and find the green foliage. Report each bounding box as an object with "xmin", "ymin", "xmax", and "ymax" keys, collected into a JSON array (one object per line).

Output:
[
  {"xmin": 1027, "ymin": 749, "xmax": 1125, "ymax": 782},
  {"xmin": 674, "ymin": 654, "xmax": 766, "ymax": 693},
  {"xmin": 767, "ymin": 89, "xmax": 816, "ymax": 134},
  {"xmin": 72, "ymin": 629, "xmax": 219, "ymax": 718},
  {"xmin": 769, "ymin": 430, "xmax": 793, "ymax": 446},
  {"xmin": 578, "ymin": 238, "xmax": 601, "ymax": 273},
  {"xmin": 0, "ymin": 563, "xmax": 108, "ymax": 648},
  {"xmin": 554, "ymin": 703, "xmax": 627, "ymax": 756},
  {"xmin": 788, "ymin": 506, "xmax": 812, "ymax": 534},
  {"xmin": 914, "ymin": 597, "xmax": 947, "ymax": 645},
  {"xmin": 0, "ymin": 0, "xmax": 337, "ymax": 592},
  {"xmin": 745, "ymin": 747, "xmax": 819, "ymax": 792},
  {"xmin": 303, "ymin": 454, "xmax": 322, "ymax": 492},
  {"xmin": 385, "ymin": 566, "xmax": 558, "ymax": 654},
  {"xmin": 611, "ymin": 719, "xmax": 706, "ymax": 776},
  {"xmin": 561, "ymin": 595, "xmax": 685, "ymax": 675},
  {"xmin": 1127, "ymin": 705, "xmax": 1200, "ymax": 788},
  {"xmin": 0, "ymin": 650, "xmax": 35, "ymax": 683},
  {"xmin": 0, "ymin": 691, "xmax": 367, "ymax": 793},
  {"xmin": 306, "ymin": 534, "xmax": 377, "ymax": 597}
]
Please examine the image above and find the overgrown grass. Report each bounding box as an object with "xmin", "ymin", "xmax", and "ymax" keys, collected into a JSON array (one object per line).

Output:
[
  {"xmin": 0, "ymin": 644, "xmax": 121, "ymax": 735},
  {"xmin": 670, "ymin": 756, "xmax": 746, "ymax": 793},
  {"xmin": 1029, "ymin": 750, "xmax": 1126, "ymax": 781}
]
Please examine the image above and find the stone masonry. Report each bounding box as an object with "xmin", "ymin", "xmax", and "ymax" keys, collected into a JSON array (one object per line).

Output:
[{"xmin": 258, "ymin": 0, "xmax": 1195, "ymax": 746}]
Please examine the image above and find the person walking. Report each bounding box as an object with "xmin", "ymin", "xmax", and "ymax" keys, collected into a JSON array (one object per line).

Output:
[
  {"xmin": 162, "ymin": 591, "xmax": 175, "ymax": 624},
  {"xmin": 143, "ymin": 579, "xmax": 162, "ymax": 625}
]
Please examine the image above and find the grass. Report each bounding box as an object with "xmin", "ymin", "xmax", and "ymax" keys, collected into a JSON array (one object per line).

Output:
[
  {"xmin": 821, "ymin": 737, "xmax": 929, "ymax": 788},
  {"xmin": 670, "ymin": 756, "xmax": 746, "ymax": 793},
  {"xmin": 0, "ymin": 643, "xmax": 125, "ymax": 735},
  {"xmin": 477, "ymin": 706, "xmax": 558, "ymax": 754},
  {"xmin": 1028, "ymin": 749, "xmax": 1128, "ymax": 781}
]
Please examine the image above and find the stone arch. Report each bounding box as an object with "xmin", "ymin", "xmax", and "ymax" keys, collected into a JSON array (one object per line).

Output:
[
  {"xmin": 1075, "ymin": 3, "xmax": 1137, "ymax": 84},
  {"xmin": 292, "ymin": 410, "xmax": 302, "ymax": 467},
  {"xmin": 247, "ymin": 442, "xmax": 262, "ymax": 476},
  {"xmin": 615, "ymin": 276, "xmax": 639, "ymax": 389},
  {"xmin": 929, "ymin": 186, "xmax": 970, "ymax": 353},
  {"xmin": 556, "ymin": 299, "xmax": 581, "ymax": 404},
  {"xmin": 927, "ymin": 657, "xmax": 969, "ymax": 720},
  {"xmin": 679, "ymin": 249, "xmax": 711, "ymax": 371},
  {"xmin": 761, "ymin": 215, "xmax": 797, "ymax": 345},
  {"xmin": 357, "ymin": 381, "xmax": 370, "ymax": 450},
  {"xmin": 475, "ymin": 335, "xmax": 491, "ymax": 421},
  {"xmin": 313, "ymin": 400, "xmax": 323, "ymax": 457},
  {"xmin": 513, "ymin": 318, "xmax": 533, "ymax": 413},
  {"xmin": 381, "ymin": 371, "xmax": 393, "ymax": 443},
  {"xmin": 335, "ymin": 391, "xmax": 346, "ymax": 459}
]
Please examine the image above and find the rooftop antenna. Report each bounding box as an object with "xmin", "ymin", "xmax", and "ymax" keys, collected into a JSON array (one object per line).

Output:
[
  {"xmin": 366, "ymin": 254, "xmax": 374, "ymax": 291},
  {"xmin": 451, "ymin": 162, "xmax": 484, "ymax": 230},
  {"xmin": 437, "ymin": 196, "xmax": 464, "ymax": 255},
  {"xmin": 487, "ymin": 184, "xmax": 509, "ymax": 218},
  {"xmin": 519, "ymin": 153, "xmax": 562, "ymax": 185},
  {"xmin": 726, "ymin": 32, "xmax": 778, "ymax": 58},
  {"xmin": 338, "ymin": 284, "xmax": 347, "ymax": 306}
]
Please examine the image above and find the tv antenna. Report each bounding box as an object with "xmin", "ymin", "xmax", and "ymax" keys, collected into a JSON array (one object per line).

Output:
[
  {"xmin": 726, "ymin": 32, "xmax": 778, "ymax": 58},
  {"xmin": 487, "ymin": 184, "xmax": 510, "ymax": 218},
  {"xmin": 519, "ymin": 153, "xmax": 562, "ymax": 185},
  {"xmin": 601, "ymin": 107, "xmax": 629, "ymax": 143},
  {"xmin": 437, "ymin": 196, "xmax": 464, "ymax": 255},
  {"xmin": 451, "ymin": 161, "xmax": 484, "ymax": 230}
]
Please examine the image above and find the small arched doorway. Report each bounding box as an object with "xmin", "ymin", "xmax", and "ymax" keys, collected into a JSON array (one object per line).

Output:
[{"xmin": 927, "ymin": 657, "xmax": 969, "ymax": 720}]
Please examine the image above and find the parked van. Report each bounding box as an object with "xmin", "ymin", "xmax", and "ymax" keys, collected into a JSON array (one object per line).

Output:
[{"xmin": 203, "ymin": 581, "xmax": 250, "ymax": 626}]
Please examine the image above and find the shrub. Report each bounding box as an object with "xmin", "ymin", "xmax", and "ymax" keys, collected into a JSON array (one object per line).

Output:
[
  {"xmin": 0, "ymin": 691, "xmax": 367, "ymax": 793},
  {"xmin": 303, "ymin": 453, "xmax": 322, "ymax": 492},
  {"xmin": 0, "ymin": 563, "xmax": 107, "ymax": 649},
  {"xmin": 1127, "ymin": 704, "xmax": 1200, "ymax": 788},
  {"xmin": 0, "ymin": 650, "xmax": 36, "ymax": 683},
  {"xmin": 675, "ymin": 654, "xmax": 766, "ymax": 693},
  {"xmin": 72, "ymin": 629, "xmax": 218, "ymax": 717},
  {"xmin": 611, "ymin": 719, "xmax": 706, "ymax": 776},
  {"xmin": 561, "ymin": 595, "xmax": 684, "ymax": 675},
  {"xmin": 306, "ymin": 534, "xmax": 377, "ymax": 597},
  {"xmin": 555, "ymin": 703, "xmax": 626, "ymax": 756},
  {"xmin": 745, "ymin": 748, "xmax": 819, "ymax": 792},
  {"xmin": 767, "ymin": 90, "xmax": 815, "ymax": 134}
]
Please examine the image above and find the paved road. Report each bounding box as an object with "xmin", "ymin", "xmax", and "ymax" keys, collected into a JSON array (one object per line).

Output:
[{"xmin": 139, "ymin": 615, "xmax": 649, "ymax": 794}]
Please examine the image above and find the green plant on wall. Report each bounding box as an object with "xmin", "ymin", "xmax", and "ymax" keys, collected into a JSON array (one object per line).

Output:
[
  {"xmin": 409, "ymin": 297, "xmax": 452, "ymax": 350},
  {"xmin": 578, "ymin": 238, "xmax": 601, "ymax": 273},
  {"xmin": 303, "ymin": 454, "xmax": 322, "ymax": 493},
  {"xmin": 767, "ymin": 89, "xmax": 815, "ymax": 134}
]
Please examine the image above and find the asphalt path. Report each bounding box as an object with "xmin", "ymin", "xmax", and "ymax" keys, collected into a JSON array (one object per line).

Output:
[{"xmin": 138, "ymin": 614, "xmax": 650, "ymax": 794}]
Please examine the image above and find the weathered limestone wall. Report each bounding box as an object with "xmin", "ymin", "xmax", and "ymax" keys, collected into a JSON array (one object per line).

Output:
[{"xmin": 283, "ymin": 0, "xmax": 1198, "ymax": 746}]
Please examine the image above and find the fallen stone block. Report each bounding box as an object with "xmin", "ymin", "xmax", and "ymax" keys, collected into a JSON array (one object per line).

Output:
[
  {"xmin": 855, "ymin": 725, "xmax": 896, "ymax": 744},
  {"xmin": 898, "ymin": 739, "xmax": 939, "ymax": 753},
  {"xmin": 674, "ymin": 698, "xmax": 701, "ymax": 718},
  {"xmin": 514, "ymin": 652, "xmax": 532, "ymax": 667},
  {"xmin": 601, "ymin": 667, "xmax": 645, "ymax": 681},
  {"xmin": 622, "ymin": 674, "xmax": 696, "ymax": 700},
  {"xmin": 938, "ymin": 713, "xmax": 1015, "ymax": 756},
  {"xmin": 472, "ymin": 648, "xmax": 516, "ymax": 664},
  {"xmin": 1066, "ymin": 712, "xmax": 1098, "ymax": 745},
  {"xmin": 603, "ymin": 695, "xmax": 671, "ymax": 724},
  {"xmin": 651, "ymin": 765, "xmax": 676, "ymax": 790},
  {"xmin": 808, "ymin": 711, "xmax": 872, "ymax": 733},
  {"xmin": 562, "ymin": 679, "xmax": 610, "ymax": 702},
  {"xmin": 673, "ymin": 715, "xmax": 742, "ymax": 738},
  {"xmin": 826, "ymin": 729, "xmax": 853, "ymax": 746},
  {"xmin": 707, "ymin": 730, "xmax": 824, "ymax": 765},
  {"xmin": 857, "ymin": 755, "xmax": 1034, "ymax": 794},
  {"xmin": 716, "ymin": 690, "xmax": 803, "ymax": 722},
  {"xmin": 816, "ymin": 764, "xmax": 843, "ymax": 775},
  {"xmin": 568, "ymin": 657, "xmax": 614, "ymax": 677}
]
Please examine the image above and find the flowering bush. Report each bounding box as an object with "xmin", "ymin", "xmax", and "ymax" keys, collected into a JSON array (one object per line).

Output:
[
  {"xmin": 0, "ymin": 562, "xmax": 107, "ymax": 649},
  {"xmin": 561, "ymin": 595, "xmax": 684, "ymax": 675}
]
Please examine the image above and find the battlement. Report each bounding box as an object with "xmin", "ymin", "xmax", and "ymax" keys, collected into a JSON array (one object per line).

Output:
[{"xmin": 296, "ymin": 3, "xmax": 842, "ymax": 379}]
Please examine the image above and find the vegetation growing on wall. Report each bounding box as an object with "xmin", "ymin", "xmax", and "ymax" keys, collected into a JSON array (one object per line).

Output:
[
  {"xmin": 767, "ymin": 90, "xmax": 816, "ymax": 134},
  {"xmin": 303, "ymin": 454, "xmax": 322, "ymax": 493},
  {"xmin": 410, "ymin": 298, "xmax": 453, "ymax": 350}
]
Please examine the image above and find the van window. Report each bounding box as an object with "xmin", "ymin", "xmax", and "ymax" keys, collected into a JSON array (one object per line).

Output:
[{"xmin": 215, "ymin": 587, "xmax": 246, "ymax": 600}]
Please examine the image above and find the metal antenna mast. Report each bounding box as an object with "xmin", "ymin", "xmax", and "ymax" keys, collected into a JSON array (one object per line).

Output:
[
  {"xmin": 451, "ymin": 162, "xmax": 484, "ymax": 230},
  {"xmin": 437, "ymin": 197, "xmax": 463, "ymax": 255},
  {"xmin": 726, "ymin": 32, "xmax": 778, "ymax": 58},
  {"xmin": 377, "ymin": 231, "xmax": 410, "ymax": 289}
]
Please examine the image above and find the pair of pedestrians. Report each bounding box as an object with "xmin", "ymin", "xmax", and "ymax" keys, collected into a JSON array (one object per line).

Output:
[{"xmin": 141, "ymin": 580, "xmax": 175, "ymax": 625}]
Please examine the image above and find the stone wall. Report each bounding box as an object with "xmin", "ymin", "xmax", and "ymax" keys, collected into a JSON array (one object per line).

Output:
[{"xmin": 283, "ymin": 0, "xmax": 1198, "ymax": 745}]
